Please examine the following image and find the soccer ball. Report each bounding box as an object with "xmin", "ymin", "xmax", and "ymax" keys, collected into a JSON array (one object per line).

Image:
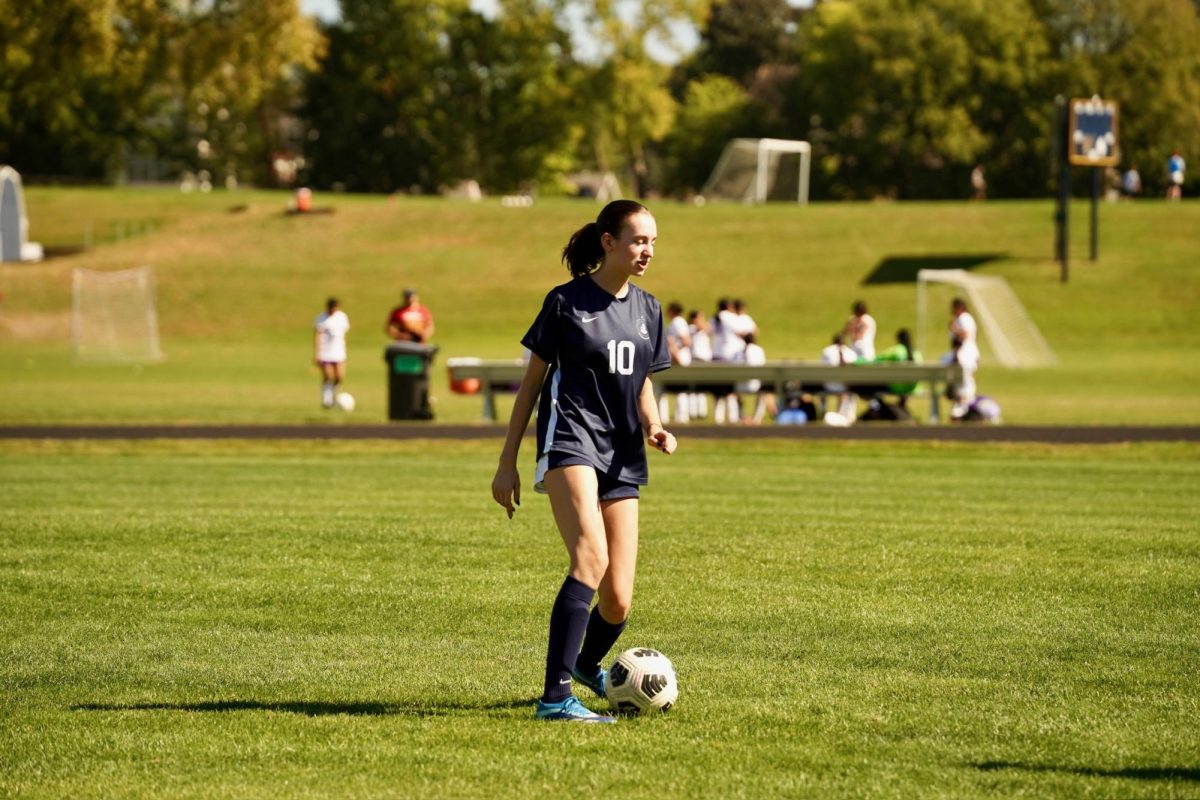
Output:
[
  {"xmin": 335, "ymin": 392, "xmax": 356, "ymax": 412},
  {"xmin": 606, "ymin": 647, "xmax": 678, "ymax": 714}
]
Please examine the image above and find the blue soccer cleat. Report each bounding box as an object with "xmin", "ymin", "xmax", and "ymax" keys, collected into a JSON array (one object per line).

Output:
[
  {"xmin": 536, "ymin": 695, "xmax": 615, "ymax": 723},
  {"xmin": 570, "ymin": 665, "xmax": 607, "ymax": 699}
]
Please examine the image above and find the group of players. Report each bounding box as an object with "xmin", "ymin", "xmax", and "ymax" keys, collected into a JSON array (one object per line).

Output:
[
  {"xmin": 659, "ymin": 294, "xmax": 982, "ymax": 425},
  {"xmin": 662, "ymin": 297, "xmax": 767, "ymax": 424}
]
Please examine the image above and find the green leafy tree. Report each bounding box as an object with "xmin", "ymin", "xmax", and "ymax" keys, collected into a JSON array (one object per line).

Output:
[
  {"xmin": 304, "ymin": 0, "xmax": 581, "ymax": 193},
  {"xmin": 164, "ymin": 0, "xmax": 325, "ymax": 186},
  {"xmin": 0, "ymin": 0, "xmax": 168, "ymax": 179},
  {"xmin": 437, "ymin": 2, "xmax": 584, "ymax": 192},
  {"xmin": 662, "ymin": 74, "xmax": 759, "ymax": 194},
  {"xmin": 555, "ymin": 0, "xmax": 708, "ymax": 195},
  {"xmin": 794, "ymin": 0, "xmax": 1052, "ymax": 199},
  {"xmin": 303, "ymin": 0, "xmax": 453, "ymax": 192},
  {"xmin": 1031, "ymin": 0, "xmax": 1200, "ymax": 196},
  {"xmin": 675, "ymin": 0, "xmax": 800, "ymax": 89}
]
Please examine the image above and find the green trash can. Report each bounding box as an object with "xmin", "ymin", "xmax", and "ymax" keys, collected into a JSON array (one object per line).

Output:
[{"xmin": 384, "ymin": 342, "xmax": 438, "ymax": 420}]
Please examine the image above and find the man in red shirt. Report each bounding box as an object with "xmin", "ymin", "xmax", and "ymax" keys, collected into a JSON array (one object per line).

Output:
[{"xmin": 385, "ymin": 288, "xmax": 435, "ymax": 343}]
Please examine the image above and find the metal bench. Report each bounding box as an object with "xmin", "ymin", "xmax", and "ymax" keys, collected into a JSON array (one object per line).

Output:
[{"xmin": 446, "ymin": 358, "xmax": 963, "ymax": 423}]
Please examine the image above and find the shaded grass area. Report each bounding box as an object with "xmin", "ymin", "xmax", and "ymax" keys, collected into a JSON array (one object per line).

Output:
[{"xmin": 2, "ymin": 439, "xmax": 1198, "ymax": 798}]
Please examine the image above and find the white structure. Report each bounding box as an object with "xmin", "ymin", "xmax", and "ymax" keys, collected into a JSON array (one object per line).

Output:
[
  {"xmin": 916, "ymin": 269, "xmax": 1056, "ymax": 368},
  {"xmin": 71, "ymin": 267, "xmax": 164, "ymax": 363},
  {"xmin": 568, "ymin": 171, "xmax": 623, "ymax": 202},
  {"xmin": 701, "ymin": 138, "xmax": 811, "ymax": 204},
  {"xmin": 0, "ymin": 166, "xmax": 44, "ymax": 262}
]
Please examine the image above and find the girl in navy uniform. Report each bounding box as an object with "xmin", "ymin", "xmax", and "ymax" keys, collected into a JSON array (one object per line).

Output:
[{"xmin": 492, "ymin": 200, "xmax": 677, "ymax": 723}]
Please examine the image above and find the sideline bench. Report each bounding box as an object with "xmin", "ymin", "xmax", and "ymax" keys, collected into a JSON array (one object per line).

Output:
[{"xmin": 446, "ymin": 358, "xmax": 963, "ymax": 423}]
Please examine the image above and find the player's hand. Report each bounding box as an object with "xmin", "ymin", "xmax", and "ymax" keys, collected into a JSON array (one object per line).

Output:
[
  {"xmin": 648, "ymin": 429, "xmax": 676, "ymax": 456},
  {"xmin": 492, "ymin": 463, "xmax": 521, "ymax": 519}
]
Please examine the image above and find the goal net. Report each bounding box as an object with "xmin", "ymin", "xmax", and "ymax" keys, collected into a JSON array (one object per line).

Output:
[
  {"xmin": 701, "ymin": 138, "xmax": 811, "ymax": 204},
  {"xmin": 916, "ymin": 269, "xmax": 1056, "ymax": 368},
  {"xmin": 71, "ymin": 267, "xmax": 164, "ymax": 363}
]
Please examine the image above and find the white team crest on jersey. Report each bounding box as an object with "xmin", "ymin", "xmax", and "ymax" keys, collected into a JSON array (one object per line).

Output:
[{"xmin": 636, "ymin": 316, "xmax": 650, "ymax": 339}]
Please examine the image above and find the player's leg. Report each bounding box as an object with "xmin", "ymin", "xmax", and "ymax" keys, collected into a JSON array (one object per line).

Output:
[
  {"xmin": 674, "ymin": 392, "xmax": 690, "ymax": 424},
  {"xmin": 538, "ymin": 465, "xmax": 615, "ymax": 722},
  {"xmin": 320, "ymin": 362, "xmax": 336, "ymax": 408},
  {"xmin": 574, "ymin": 492, "xmax": 638, "ymax": 696}
]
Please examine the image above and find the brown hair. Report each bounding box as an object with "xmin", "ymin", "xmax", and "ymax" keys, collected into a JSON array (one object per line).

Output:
[{"xmin": 561, "ymin": 200, "xmax": 650, "ymax": 278}]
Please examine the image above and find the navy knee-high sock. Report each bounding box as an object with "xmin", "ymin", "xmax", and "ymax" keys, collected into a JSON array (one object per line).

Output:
[
  {"xmin": 576, "ymin": 606, "xmax": 627, "ymax": 675},
  {"xmin": 543, "ymin": 576, "xmax": 595, "ymax": 703}
]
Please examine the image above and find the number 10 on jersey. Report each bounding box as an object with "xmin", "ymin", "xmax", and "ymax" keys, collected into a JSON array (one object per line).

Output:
[{"xmin": 607, "ymin": 339, "xmax": 635, "ymax": 375}]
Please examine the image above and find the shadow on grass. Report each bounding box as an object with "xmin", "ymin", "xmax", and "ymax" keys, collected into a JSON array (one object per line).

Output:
[
  {"xmin": 40, "ymin": 245, "xmax": 89, "ymax": 259},
  {"xmin": 862, "ymin": 253, "xmax": 1008, "ymax": 285},
  {"xmin": 72, "ymin": 697, "xmax": 535, "ymax": 718},
  {"xmin": 973, "ymin": 761, "xmax": 1200, "ymax": 782}
]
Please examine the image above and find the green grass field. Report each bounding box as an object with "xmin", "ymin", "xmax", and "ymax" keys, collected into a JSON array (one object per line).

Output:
[
  {"xmin": 1, "ymin": 188, "xmax": 1198, "ymax": 424},
  {"xmin": 2, "ymin": 438, "xmax": 1198, "ymax": 798}
]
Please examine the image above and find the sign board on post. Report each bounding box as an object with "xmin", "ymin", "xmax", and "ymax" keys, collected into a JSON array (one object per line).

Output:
[{"xmin": 1067, "ymin": 97, "xmax": 1119, "ymax": 167}]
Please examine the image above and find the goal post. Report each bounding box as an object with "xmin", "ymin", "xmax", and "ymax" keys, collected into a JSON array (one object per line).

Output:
[
  {"xmin": 916, "ymin": 269, "xmax": 1056, "ymax": 368},
  {"xmin": 701, "ymin": 138, "xmax": 811, "ymax": 204},
  {"xmin": 71, "ymin": 267, "xmax": 164, "ymax": 363}
]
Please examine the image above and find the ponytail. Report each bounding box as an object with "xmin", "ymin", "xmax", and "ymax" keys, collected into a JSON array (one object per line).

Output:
[
  {"xmin": 561, "ymin": 223, "xmax": 605, "ymax": 278},
  {"xmin": 561, "ymin": 199, "xmax": 650, "ymax": 278},
  {"xmin": 897, "ymin": 328, "xmax": 914, "ymax": 361}
]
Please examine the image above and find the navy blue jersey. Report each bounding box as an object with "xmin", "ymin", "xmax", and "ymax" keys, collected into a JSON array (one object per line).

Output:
[{"xmin": 522, "ymin": 276, "xmax": 671, "ymax": 485}]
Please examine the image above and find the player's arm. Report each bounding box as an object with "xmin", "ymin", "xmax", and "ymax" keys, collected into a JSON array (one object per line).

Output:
[
  {"xmin": 638, "ymin": 377, "xmax": 676, "ymax": 455},
  {"xmin": 423, "ymin": 312, "xmax": 435, "ymax": 341},
  {"xmin": 666, "ymin": 334, "xmax": 682, "ymax": 362},
  {"xmin": 313, "ymin": 328, "xmax": 321, "ymax": 365},
  {"xmin": 384, "ymin": 313, "xmax": 402, "ymax": 340},
  {"xmin": 492, "ymin": 353, "xmax": 549, "ymax": 518}
]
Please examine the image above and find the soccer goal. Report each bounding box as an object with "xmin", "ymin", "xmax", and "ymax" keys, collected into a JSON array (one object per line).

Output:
[
  {"xmin": 71, "ymin": 267, "xmax": 164, "ymax": 363},
  {"xmin": 701, "ymin": 138, "xmax": 811, "ymax": 204},
  {"xmin": 916, "ymin": 269, "xmax": 1056, "ymax": 368}
]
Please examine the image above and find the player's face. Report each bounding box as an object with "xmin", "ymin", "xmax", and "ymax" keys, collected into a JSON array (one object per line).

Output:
[{"xmin": 604, "ymin": 212, "xmax": 656, "ymax": 277}]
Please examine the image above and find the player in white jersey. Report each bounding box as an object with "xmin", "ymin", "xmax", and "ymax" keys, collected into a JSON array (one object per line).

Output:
[
  {"xmin": 843, "ymin": 300, "xmax": 876, "ymax": 360},
  {"xmin": 711, "ymin": 297, "xmax": 746, "ymax": 362},
  {"xmin": 663, "ymin": 302, "xmax": 692, "ymax": 423},
  {"xmin": 732, "ymin": 298, "xmax": 758, "ymax": 340},
  {"xmin": 686, "ymin": 310, "xmax": 712, "ymax": 420},
  {"xmin": 491, "ymin": 200, "xmax": 676, "ymax": 724},
  {"xmin": 313, "ymin": 297, "xmax": 349, "ymax": 409},
  {"xmin": 821, "ymin": 333, "xmax": 861, "ymax": 422},
  {"xmin": 947, "ymin": 297, "xmax": 980, "ymax": 417},
  {"xmin": 688, "ymin": 310, "xmax": 713, "ymax": 362}
]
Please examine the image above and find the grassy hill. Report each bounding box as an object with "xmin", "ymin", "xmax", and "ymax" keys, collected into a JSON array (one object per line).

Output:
[{"xmin": 2, "ymin": 187, "xmax": 1197, "ymax": 424}]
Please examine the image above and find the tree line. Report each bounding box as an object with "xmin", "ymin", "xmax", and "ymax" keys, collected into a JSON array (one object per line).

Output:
[{"xmin": 2, "ymin": 0, "xmax": 1198, "ymax": 199}]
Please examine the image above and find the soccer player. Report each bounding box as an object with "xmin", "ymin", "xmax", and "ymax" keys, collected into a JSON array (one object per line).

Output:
[
  {"xmin": 314, "ymin": 297, "xmax": 349, "ymax": 409},
  {"xmin": 491, "ymin": 200, "xmax": 677, "ymax": 724},
  {"xmin": 947, "ymin": 297, "xmax": 980, "ymax": 417},
  {"xmin": 663, "ymin": 301, "xmax": 692, "ymax": 423},
  {"xmin": 843, "ymin": 300, "xmax": 877, "ymax": 360}
]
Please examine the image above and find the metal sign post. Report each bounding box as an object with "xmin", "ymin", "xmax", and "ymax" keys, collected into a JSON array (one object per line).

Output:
[
  {"xmin": 1054, "ymin": 96, "xmax": 1069, "ymax": 282},
  {"xmin": 1067, "ymin": 96, "xmax": 1119, "ymax": 273}
]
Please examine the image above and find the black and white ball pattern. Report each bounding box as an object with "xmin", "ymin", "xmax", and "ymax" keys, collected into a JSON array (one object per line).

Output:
[{"xmin": 606, "ymin": 647, "xmax": 678, "ymax": 714}]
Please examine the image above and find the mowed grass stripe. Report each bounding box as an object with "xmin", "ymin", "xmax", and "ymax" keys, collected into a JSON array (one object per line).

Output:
[{"xmin": 1, "ymin": 439, "xmax": 1198, "ymax": 798}]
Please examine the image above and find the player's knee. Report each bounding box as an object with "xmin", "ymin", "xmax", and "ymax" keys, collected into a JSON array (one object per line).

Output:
[
  {"xmin": 571, "ymin": 544, "xmax": 609, "ymax": 586},
  {"xmin": 600, "ymin": 593, "xmax": 631, "ymax": 622}
]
